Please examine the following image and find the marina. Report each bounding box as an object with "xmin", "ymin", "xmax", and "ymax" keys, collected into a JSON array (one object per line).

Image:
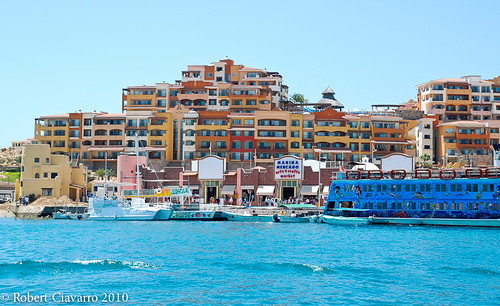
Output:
[{"xmin": 0, "ymin": 218, "xmax": 498, "ymax": 305}]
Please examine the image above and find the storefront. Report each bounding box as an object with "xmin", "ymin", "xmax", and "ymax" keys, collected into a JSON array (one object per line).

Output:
[{"xmin": 275, "ymin": 156, "xmax": 303, "ymax": 201}]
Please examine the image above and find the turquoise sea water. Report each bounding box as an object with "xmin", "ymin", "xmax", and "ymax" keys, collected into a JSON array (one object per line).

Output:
[{"xmin": 0, "ymin": 219, "xmax": 499, "ymax": 305}]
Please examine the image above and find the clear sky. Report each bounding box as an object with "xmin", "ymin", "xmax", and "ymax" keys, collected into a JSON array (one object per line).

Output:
[{"xmin": 1, "ymin": 0, "xmax": 499, "ymax": 148}]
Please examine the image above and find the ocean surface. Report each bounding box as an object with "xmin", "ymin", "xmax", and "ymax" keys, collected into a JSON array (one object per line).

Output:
[{"xmin": 0, "ymin": 219, "xmax": 499, "ymax": 305}]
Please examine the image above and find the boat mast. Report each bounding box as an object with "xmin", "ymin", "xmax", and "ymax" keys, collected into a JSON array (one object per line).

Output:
[
  {"xmin": 136, "ymin": 132, "xmax": 140, "ymax": 198},
  {"xmin": 104, "ymin": 149, "xmax": 108, "ymax": 199}
]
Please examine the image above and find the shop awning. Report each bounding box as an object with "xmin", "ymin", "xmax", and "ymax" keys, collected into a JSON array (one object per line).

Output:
[
  {"xmin": 241, "ymin": 185, "xmax": 254, "ymax": 190},
  {"xmin": 221, "ymin": 185, "xmax": 236, "ymax": 195},
  {"xmin": 257, "ymin": 185, "xmax": 275, "ymax": 195},
  {"xmin": 300, "ymin": 185, "xmax": 319, "ymax": 196}
]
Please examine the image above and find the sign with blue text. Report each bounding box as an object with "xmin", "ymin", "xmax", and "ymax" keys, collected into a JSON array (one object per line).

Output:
[{"xmin": 274, "ymin": 156, "xmax": 303, "ymax": 180}]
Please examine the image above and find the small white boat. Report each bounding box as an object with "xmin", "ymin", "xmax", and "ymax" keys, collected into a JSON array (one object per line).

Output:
[
  {"xmin": 68, "ymin": 213, "xmax": 90, "ymax": 220},
  {"xmin": 224, "ymin": 211, "xmax": 275, "ymax": 222},
  {"xmin": 308, "ymin": 215, "xmax": 322, "ymax": 223},
  {"xmin": 321, "ymin": 215, "xmax": 373, "ymax": 225},
  {"xmin": 53, "ymin": 210, "xmax": 89, "ymax": 220},
  {"xmin": 272, "ymin": 213, "xmax": 309, "ymax": 223}
]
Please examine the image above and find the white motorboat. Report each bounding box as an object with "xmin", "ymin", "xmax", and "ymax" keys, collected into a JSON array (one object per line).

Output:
[
  {"xmin": 88, "ymin": 197, "xmax": 159, "ymax": 221},
  {"xmin": 53, "ymin": 209, "xmax": 89, "ymax": 220},
  {"xmin": 321, "ymin": 215, "xmax": 373, "ymax": 225},
  {"xmin": 224, "ymin": 211, "xmax": 275, "ymax": 222},
  {"xmin": 272, "ymin": 213, "xmax": 309, "ymax": 223}
]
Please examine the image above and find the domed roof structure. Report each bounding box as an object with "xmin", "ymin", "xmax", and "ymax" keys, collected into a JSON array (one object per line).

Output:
[{"xmin": 317, "ymin": 86, "xmax": 343, "ymax": 110}]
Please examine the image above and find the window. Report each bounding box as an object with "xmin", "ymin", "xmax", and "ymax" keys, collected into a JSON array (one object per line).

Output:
[
  {"xmin": 232, "ymin": 141, "xmax": 241, "ymax": 149},
  {"xmin": 207, "ymin": 73, "xmax": 213, "ymax": 78},
  {"xmin": 34, "ymin": 157, "xmax": 39, "ymax": 163},
  {"xmin": 243, "ymin": 131, "xmax": 253, "ymax": 136},
  {"xmin": 243, "ymin": 152, "xmax": 252, "ymax": 160},
  {"xmin": 42, "ymin": 188, "xmax": 53, "ymax": 196},
  {"xmin": 424, "ymin": 145, "xmax": 431, "ymax": 150},
  {"xmin": 209, "ymin": 99, "xmax": 217, "ymax": 105},
  {"xmin": 424, "ymin": 135, "xmax": 431, "ymax": 139},
  {"xmin": 291, "ymin": 120, "xmax": 300, "ymax": 127},
  {"xmin": 291, "ymin": 131, "xmax": 300, "ymax": 138},
  {"xmin": 348, "ymin": 122, "xmax": 358, "ymax": 128},
  {"xmin": 303, "ymin": 131, "xmax": 313, "ymax": 139},
  {"xmin": 303, "ymin": 121, "xmax": 313, "ymax": 128},
  {"xmin": 43, "ymin": 173, "xmax": 48, "ymax": 178},
  {"xmin": 246, "ymin": 100, "xmax": 257, "ymax": 105},
  {"xmin": 230, "ymin": 152, "xmax": 241, "ymax": 160},
  {"xmin": 243, "ymin": 141, "xmax": 253, "ymax": 149},
  {"xmin": 244, "ymin": 120, "xmax": 254, "ymax": 125},
  {"xmin": 51, "ymin": 173, "xmax": 58, "ymax": 179},
  {"xmin": 291, "ymin": 142, "xmax": 299, "ymax": 148},
  {"xmin": 258, "ymin": 153, "xmax": 270, "ymax": 159},
  {"xmin": 232, "ymin": 119, "xmax": 241, "ymax": 125}
]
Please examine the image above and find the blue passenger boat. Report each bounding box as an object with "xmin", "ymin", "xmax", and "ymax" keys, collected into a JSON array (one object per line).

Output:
[{"xmin": 325, "ymin": 168, "xmax": 500, "ymax": 227}]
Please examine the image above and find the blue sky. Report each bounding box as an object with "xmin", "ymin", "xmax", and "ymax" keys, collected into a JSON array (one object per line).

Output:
[{"xmin": 1, "ymin": 0, "xmax": 499, "ymax": 148}]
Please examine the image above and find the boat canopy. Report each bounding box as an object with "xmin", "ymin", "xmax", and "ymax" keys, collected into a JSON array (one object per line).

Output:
[{"xmin": 279, "ymin": 204, "xmax": 319, "ymax": 209}]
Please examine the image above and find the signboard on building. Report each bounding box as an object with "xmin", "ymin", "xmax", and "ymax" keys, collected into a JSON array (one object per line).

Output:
[
  {"xmin": 155, "ymin": 187, "xmax": 192, "ymax": 197},
  {"xmin": 198, "ymin": 156, "xmax": 225, "ymax": 180},
  {"xmin": 274, "ymin": 156, "xmax": 303, "ymax": 180}
]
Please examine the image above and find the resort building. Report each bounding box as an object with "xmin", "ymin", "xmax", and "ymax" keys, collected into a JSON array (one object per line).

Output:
[{"xmin": 16, "ymin": 144, "xmax": 87, "ymax": 201}]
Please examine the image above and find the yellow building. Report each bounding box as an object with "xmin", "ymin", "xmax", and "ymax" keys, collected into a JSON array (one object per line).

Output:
[{"xmin": 16, "ymin": 144, "xmax": 87, "ymax": 202}]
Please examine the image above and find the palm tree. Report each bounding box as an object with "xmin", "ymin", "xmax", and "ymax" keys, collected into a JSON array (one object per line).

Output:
[
  {"xmin": 95, "ymin": 169, "xmax": 106, "ymax": 180},
  {"xmin": 290, "ymin": 93, "xmax": 308, "ymax": 105},
  {"xmin": 421, "ymin": 154, "xmax": 431, "ymax": 168}
]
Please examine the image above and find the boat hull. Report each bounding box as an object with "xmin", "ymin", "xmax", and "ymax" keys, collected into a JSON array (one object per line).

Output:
[
  {"xmin": 273, "ymin": 215, "xmax": 309, "ymax": 223},
  {"xmin": 322, "ymin": 215, "xmax": 373, "ymax": 225},
  {"xmin": 372, "ymin": 217, "xmax": 500, "ymax": 227},
  {"xmin": 169, "ymin": 211, "xmax": 217, "ymax": 221},
  {"xmin": 68, "ymin": 213, "xmax": 90, "ymax": 220},
  {"xmin": 53, "ymin": 213, "xmax": 70, "ymax": 219},
  {"xmin": 225, "ymin": 212, "xmax": 274, "ymax": 222},
  {"xmin": 153, "ymin": 209, "xmax": 173, "ymax": 221}
]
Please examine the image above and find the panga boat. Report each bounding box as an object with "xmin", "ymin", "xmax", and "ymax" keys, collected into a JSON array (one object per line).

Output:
[
  {"xmin": 321, "ymin": 215, "xmax": 373, "ymax": 225},
  {"xmin": 224, "ymin": 211, "xmax": 275, "ymax": 222},
  {"xmin": 272, "ymin": 213, "xmax": 309, "ymax": 223}
]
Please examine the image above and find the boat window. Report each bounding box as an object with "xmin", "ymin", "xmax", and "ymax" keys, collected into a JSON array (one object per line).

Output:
[
  {"xmin": 396, "ymin": 202, "xmax": 402, "ymax": 209},
  {"xmin": 484, "ymin": 184, "xmax": 494, "ymax": 192},
  {"xmin": 382, "ymin": 185, "xmax": 387, "ymax": 192},
  {"xmin": 363, "ymin": 185, "xmax": 368, "ymax": 192},
  {"xmin": 344, "ymin": 185, "xmax": 350, "ymax": 192},
  {"xmin": 396, "ymin": 185, "xmax": 402, "ymax": 192},
  {"xmin": 466, "ymin": 184, "xmax": 472, "ymax": 192},
  {"xmin": 473, "ymin": 184, "xmax": 478, "ymax": 192},
  {"xmin": 419, "ymin": 185, "xmax": 426, "ymax": 192},
  {"xmin": 405, "ymin": 185, "xmax": 411, "ymax": 192},
  {"xmin": 376, "ymin": 185, "xmax": 382, "ymax": 192},
  {"xmin": 411, "ymin": 185, "xmax": 416, "ymax": 192}
]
